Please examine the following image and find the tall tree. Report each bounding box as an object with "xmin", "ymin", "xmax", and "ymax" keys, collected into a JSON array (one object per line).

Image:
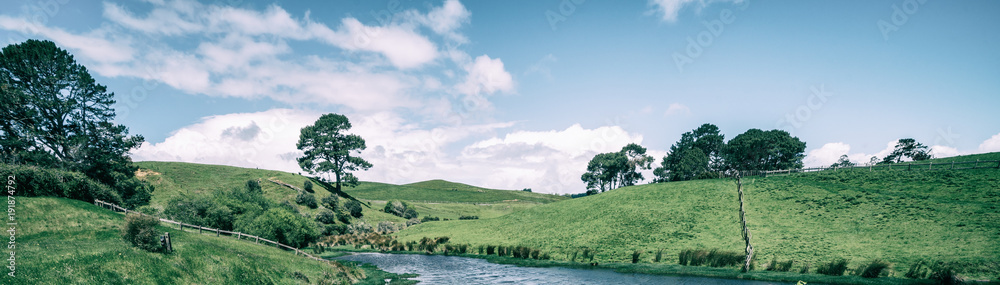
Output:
[
  {"xmin": 0, "ymin": 40, "xmax": 149, "ymax": 207},
  {"xmin": 722, "ymin": 129, "xmax": 806, "ymax": 171},
  {"xmin": 297, "ymin": 113, "xmax": 372, "ymax": 193},
  {"xmin": 653, "ymin": 123, "xmax": 724, "ymax": 182},
  {"xmin": 581, "ymin": 143, "xmax": 652, "ymax": 193},
  {"xmin": 881, "ymin": 138, "xmax": 932, "ymax": 164},
  {"xmin": 830, "ymin": 154, "xmax": 853, "ymax": 168}
]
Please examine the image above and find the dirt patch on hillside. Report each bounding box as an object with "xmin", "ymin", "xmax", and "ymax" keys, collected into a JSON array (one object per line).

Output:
[{"xmin": 135, "ymin": 169, "xmax": 161, "ymax": 178}]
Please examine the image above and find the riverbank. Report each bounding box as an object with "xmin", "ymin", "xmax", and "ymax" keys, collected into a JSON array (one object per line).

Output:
[{"xmin": 321, "ymin": 248, "xmax": 941, "ymax": 285}]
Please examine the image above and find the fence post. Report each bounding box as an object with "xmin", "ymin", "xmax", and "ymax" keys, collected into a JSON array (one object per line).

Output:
[
  {"xmin": 256, "ymin": 236, "xmax": 259, "ymax": 244},
  {"xmin": 929, "ymin": 162, "xmax": 932, "ymax": 170},
  {"xmin": 216, "ymin": 229, "xmax": 220, "ymax": 237},
  {"xmin": 975, "ymin": 159, "xmax": 979, "ymax": 168},
  {"xmin": 907, "ymin": 163, "xmax": 911, "ymax": 171},
  {"xmin": 951, "ymin": 161, "xmax": 955, "ymax": 169}
]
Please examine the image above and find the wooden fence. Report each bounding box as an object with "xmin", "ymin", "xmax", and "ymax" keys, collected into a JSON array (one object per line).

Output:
[
  {"xmin": 736, "ymin": 159, "xmax": 1000, "ymax": 178},
  {"xmin": 93, "ymin": 199, "xmax": 331, "ymax": 264}
]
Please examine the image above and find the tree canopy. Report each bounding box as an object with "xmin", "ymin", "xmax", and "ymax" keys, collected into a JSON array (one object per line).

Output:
[
  {"xmin": 296, "ymin": 113, "xmax": 372, "ymax": 192},
  {"xmin": 581, "ymin": 143, "xmax": 653, "ymax": 193},
  {"xmin": 0, "ymin": 39, "xmax": 149, "ymax": 207},
  {"xmin": 653, "ymin": 124, "xmax": 724, "ymax": 182},
  {"xmin": 880, "ymin": 138, "xmax": 932, "ymax": 164},
  {"xmin": 722, "ymin": 129, "xmax": 806, "ymax": 171}
]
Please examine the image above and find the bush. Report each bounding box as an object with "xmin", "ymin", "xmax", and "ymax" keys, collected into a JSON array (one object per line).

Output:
[
  {"xmin": 421, "ymin": 216, "xmax": 440, "ymax": 222},
  {"xmin": 303, "ymin": 180, "xmax": 313, "ymax": 193},
  {"xmin": 384, "ymin": 200, "xmax": 407, "ymax": 216},
  {"xmin": 1, "ymin": 163, "xmax": 122, "ymax": 204},
  {"xmin": 164, "ymin": 195, "xmax": 234, "ymax": 230},
  {"xmin": 929, "ymin": 263, "xmax": 960, "ymax": 285},
  {"xmin": 800, "ymin": 263, "xmax": 810, "ymax": 274},
  {"xmin": 905, "ymin": 260, "xmax": 928, "ymax": 279},
  {"xmin": 376, "ymin": 221, "xmax": 398, "ymax": 233},
  {"xmin": 344, "ymin": 200, "xmax": 363, "ymax": 218},
  {"xmin": 237, "ymin": 208, "xmax": 320, "ymax": 248},
  {"xmin": 406, "ymin": 218, "xmax": 421, "ymax": 227},
  {"xmin": 403, "ymin": 208, "xmax": 419, "ymax": 219},
  {"xmin": 458, "ymin": 215, "xmax": 478, "ymax": 220},
  {"xmin": 321, "ymin": 195, "xmax": 339, "ymax": 211},
  {"xmin": 121, "ymin": 213, "xmax": 162, "ymax": 252},
  {"xmin": 315, "ymin": 209, "xmax": 337, "ymax": 224},
  {"xmin": 859, "ymin": 259, "xmax": 891, "ymax": 278},
  {"xmin": 336, "ymin": 211, "xmax": 351, "ymax": 224},
  {"xmin": 486, "ymin": 245, "xmax": 495, "ymax": 255},
  {"xmin": 632, "ymin": 250, "xmax": 641, "ymax": 263},
  {"xmin": 246, "ymin": 179, "xmax": 261, "ymax": 193},
  {"xmin": 323, "ymin": 224, "xmax": 346, "ymax": 236},
  {"xmin": 295, "ymin": 192, "xmax": 317, "ymax": 209},
  {"xmin": 817, "ymin": 259, "xmax": 849, "ymax": 276},
  {"xmin": 346, "ymin": 223, "xmax": 373, "ymax": 235}
]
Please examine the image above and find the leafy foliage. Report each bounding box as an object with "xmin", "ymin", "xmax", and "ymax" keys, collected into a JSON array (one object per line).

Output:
[
  {"xmin": 296, "ymin": 113, "xmax": 372, "ymax": 192},
  {"xmin": 722, "ymin": 128, "xmax": 806, "ymax": 171},
  {"xmin": 0, "ymin": 40, "xmax": 149, "ymax": 207},
  {"xmin": 344, "ymin": 199, "xmax": 363, "ymax": 218},
  {"xmin": 121, "ymin": 213, "xmax": 162, "ymax": 252},
  {"xmin": 237, "ymin": 208, "xmax": 320, "ymax": 248},
  {"xmin": 164, "ymin": 195, "xmax": 235, "ymax": 230},
  {"xmin": 829, "ymin": 154, "xmax": 853, "ymax": 168},
  {"xmin": 581, "ymin": 143, "xmax": 653, "ymax": 192},
  {"xmin": 295, "ymin": 191, "xmax": 318, "ymax": 209},
  {"xmin": 881, "ymin": 138, "xmax": 932, "ymax": 164},
  {"xmin": 654, "ymin": 124, "xmax": 725, "ymax": 182}
]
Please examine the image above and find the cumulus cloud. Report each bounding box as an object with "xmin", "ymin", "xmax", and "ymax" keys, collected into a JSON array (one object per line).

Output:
[
  {"xmin": 979, "ymin": 132, "xmax": 1000, "ymax": 153},
  {"xmin": 1, "ymin": 0, "xmax": 491, "ymax": 112},
  {"xmin": 803, "ymin": 141, "xmax": 895, "ymax": 167}
]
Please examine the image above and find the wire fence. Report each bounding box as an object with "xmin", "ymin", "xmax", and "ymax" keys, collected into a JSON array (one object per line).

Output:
[
  {"xmin": 736, "ymin": 159, "xmax": 1000, "ymax": 178},
  {"xmin": 93, "ymin": 199, "xmax": 331, "ymax": 263}
]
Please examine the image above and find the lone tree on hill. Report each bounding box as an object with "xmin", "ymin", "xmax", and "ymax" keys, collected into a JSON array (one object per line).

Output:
[
  {"xmin": 296, "ymin": 113, "xmax": 372, "ymax": 193},
  {"xmin": 880, "ymin": 138, "xmax": 932, "ymax": 164},
  {"xmin": 654, "ymin": 123, "xmax": 725, "ymax": 182}
]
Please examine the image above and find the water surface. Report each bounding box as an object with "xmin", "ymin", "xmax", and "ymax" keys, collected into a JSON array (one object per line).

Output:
[{"xmin": 336, "ymin": 253, "xmax": 792, "ymax": 285}]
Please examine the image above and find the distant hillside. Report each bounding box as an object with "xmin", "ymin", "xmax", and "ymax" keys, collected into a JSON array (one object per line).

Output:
[
  {"xmin": 134, "ymin": 161, "xmax": 564, "ymax": 222},
  {"xmin": 16, "ymin": 197, "xmax": 365, "ymax": 284},
  {"xmin": 350, "ymin": 179, "xmax": 566, "ymax": 204},
  {"xmin": 396, "ymin": 160, "xmax": 1000, "ymax": 280}
]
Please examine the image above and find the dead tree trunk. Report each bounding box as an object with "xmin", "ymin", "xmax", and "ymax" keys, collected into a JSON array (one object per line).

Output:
[{"xmin": 736, "ymin": 172, "xmax": 754, "ymax": 272}]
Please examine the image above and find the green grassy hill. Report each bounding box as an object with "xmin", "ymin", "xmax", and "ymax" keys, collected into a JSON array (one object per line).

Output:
[
  {"xmin": 134, "ymin": 161, "xmax": 565, "ymax": 223},
  {"xmin": 14, "ymin": 197, "xmax": 400, "ymax": 284},
  {"xmin": 395, "ymin": 153, "xmax": 1000, "ymax": 280}
]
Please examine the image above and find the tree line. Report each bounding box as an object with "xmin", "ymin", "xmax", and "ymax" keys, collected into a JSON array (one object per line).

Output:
[{"xmin": 582, "ymin": 123, "xmax": 935, "ymax": 194}]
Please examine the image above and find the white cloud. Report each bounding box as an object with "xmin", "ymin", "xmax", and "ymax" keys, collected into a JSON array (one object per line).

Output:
[
  {"xmin": 415, "ymin": 0, "xmax": 471, "ymax": 43},
  {"xmin": 132, "ymin": 109, "xmax": 320, "ymax": 172},
  {"xmin": 460, "ymin": 124, "xmax": 645, "ymax": 193},
  {"xmin": 457, "ymin": 55, "xmax": 514, "ymax": 96},
  {"xmin": 978, "ymin": 132, "xmax": 1000, "ymax": 153},
  {"xmin": 930, "ymin": 145, "xmax": 962, "ymax": 158},
  {"xmin": 803, "ymin": 141, "xmax": 894, "ymax": 167},
  {"xmin": 664, "ymin": 103, "xmax": 691, "ymax": 116},
  {"xmin": 649, "ymin": 0, "xmax": 744, "ymax": 22}
]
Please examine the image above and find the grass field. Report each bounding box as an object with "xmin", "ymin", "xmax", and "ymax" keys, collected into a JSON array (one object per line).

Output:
[
  {"xmin": 13, "ymin": 197, "xmax": 413, "ymax": 284},
  {"xmin": 395, "ymin": 153, "xmax": 1000, "ymax": 280},
  {"xmin": 135, "ymin": 161, "xmax": 565, "ymax": 222}
]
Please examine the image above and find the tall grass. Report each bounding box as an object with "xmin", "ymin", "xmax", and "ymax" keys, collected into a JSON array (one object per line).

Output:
[
  {"xmin": 816, "ymin": 259, "xmax": 849, "ymax": 276},
  {"xmin": 858, "ymin": 259, "xmax": 891, "ymax": 278}
]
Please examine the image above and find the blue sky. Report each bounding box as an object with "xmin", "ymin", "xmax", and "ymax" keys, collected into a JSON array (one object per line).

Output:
[{"xmin": 2, "ymin": 0, "xmax": 998, "ymax": 194}]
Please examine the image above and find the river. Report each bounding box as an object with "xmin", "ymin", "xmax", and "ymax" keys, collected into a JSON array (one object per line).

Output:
[{"xmin": 336, "ymin": 253, "xmax": 792, "ymax": 284}]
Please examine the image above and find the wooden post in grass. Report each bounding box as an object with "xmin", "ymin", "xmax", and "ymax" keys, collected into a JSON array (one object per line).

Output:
[{"xmin": 736, "ymin": 172, "xmax": 754, "ymax": 272}]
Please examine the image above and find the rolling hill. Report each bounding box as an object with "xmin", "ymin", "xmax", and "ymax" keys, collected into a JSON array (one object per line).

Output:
[
  {"xmin": 394, "ymin": 153, "xmax": 1000, "ymax": 280},
  {"xmin": 134, "ymin": 161, "xmax": 565, "ymax": 222},
  {"xmin": 13, "ymin": 197, "xmax": 395, "ymax": 284}
]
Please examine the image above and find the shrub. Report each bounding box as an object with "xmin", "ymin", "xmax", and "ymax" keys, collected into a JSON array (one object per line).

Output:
[
  {"xmin": 403, "ymin": 208, "xmax": 419, "ymax": 219},
  {"xmin": 346, "ymin": 223, "xmax": 373, "ymax": 235},
  {"xmin": 164, "ymin": 195, "xmax": 234, "ymax": 230},
  {"xmin": 237, "ymin": 208, "xmax": 320, "ymax": 248},
  {"xmin": 486, "ymin": 245, "xmax": 496, "ymax": 255},
  {"xmin": 406, "ymin": 218, "xmax": 421, "ymax": 227},
  {"xmin": 315, "ymin": 209, "xmax": 337, "ymax": 224},
  {"xmin": 859, "ymin": 259, "xmax": 891, "ymax": 278},
  {"xmin": 817, "ymin": 259, "xmax": 849, "ymax": 276},
  {"xmin": 246, "ymin": 179, "xmax": 261, "ymax": 193},
  {"xmin": 531, "ymin": 249, "xmax": 540, "ymax": 259},
  {"xmin": 929, "ymin": 263, "xmax": 960, "ymax": 285},
  {"xmin": 321, "ymin": 195, "xmax": 339, "ymax": 211},
  {"xmin": 655, "ymin": 249, "xmax": 664, "ymax": 263},
  {"xmin": 336, "ymin": 211, "xmax": 351, "ymax": 224},
  {"xmin": 384, "ymin": 200, "xmax": 407, "ymax": 216},
  {"xmin": 344, "ymin": 200, "xmax": 363, "ymax": 218},
  {"xmin": 303, "ymin": 180, "xmax": 313, "ymax": 193},
  {"xmin": 905, "ymin": 260, "xmax": 928, "ymax": 279},
  {"xmin": 800, "ymin": 263, "xmax": 810, "ymax": 274},
  {"xmin": 458, "ymin": 215, "xmax": 478, "ymax": 220},
  {"xmin": 295, "ymin": 191, "xmax": 317, "ymax": 208},
  {"xmin": 323, "ymin": 224, "xmax": 346, "ymax": 236},
  {"xmin": 293, "ymin": 271, "xmax": 310, "ymax": 283},
  {"xmin": 631, "ymin": 250, "xmax": 641, "ymax": 263},
  {"xmin": 376, "ymin": 221, "xmax": 398, "ymax": 233},
  {"xmin": 121, "ymin": 213, "xmax": 162, "ymax": 252},
  {"xmin": 0, "ymin": 164, "xmax": 123, "ymax": 205},
  {"xmin": 421, "ymin": 216, "xmax": 440, "ymax": 222}
]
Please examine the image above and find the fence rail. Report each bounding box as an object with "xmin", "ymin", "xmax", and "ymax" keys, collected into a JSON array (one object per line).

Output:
[
  {"xmin": 736, "ymin": 159, "xmax": 1000, "ymax": 178},
  {"xmin": 93, "ymin": 200, "xmax": 330, "ymax": 263}
]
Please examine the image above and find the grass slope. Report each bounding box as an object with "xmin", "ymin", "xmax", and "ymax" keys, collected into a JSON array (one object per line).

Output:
[
  {"xmin": 396, "ymin": 165, "xmax": 1000, "ymax": 280},
  {"xmin": 135, "ymin": 161, "xmax": 565, "ymax": 222},
  {"xmin": 14, "ymin": 197, "xmax": 397, "ymax": 284}
]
